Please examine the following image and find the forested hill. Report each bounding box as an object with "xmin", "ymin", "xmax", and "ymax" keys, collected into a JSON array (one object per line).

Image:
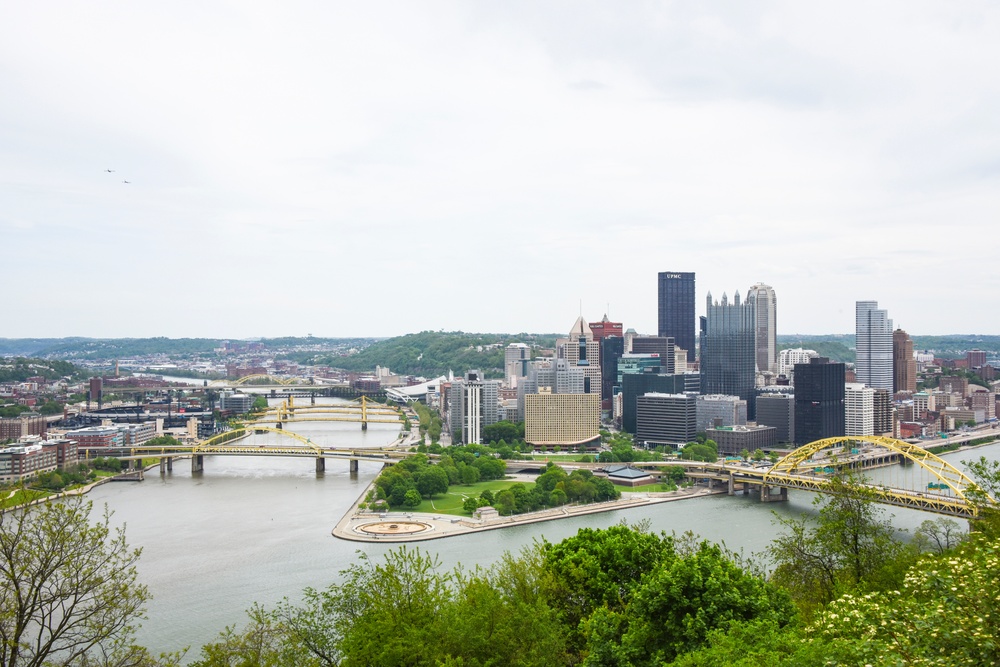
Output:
[
  {"xmin": 778, "ymin": 334, "xmax": 1000, "ymax": 364},
  {"xmin": 309, "ymin": 331, "xmax": 562, "ymax": 378},
  {"xmin": 0, "ymin": 337, "xmax": 378, "ymax": 361},
  {"xmin": 0, "ymin": 358, "xmax": 84, "ymax": 382}
]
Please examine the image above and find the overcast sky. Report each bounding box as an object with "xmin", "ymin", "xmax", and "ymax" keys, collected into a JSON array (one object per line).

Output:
[{"xmin": 2, "ymin": 2, "xmax": 998, "ymax": 339}]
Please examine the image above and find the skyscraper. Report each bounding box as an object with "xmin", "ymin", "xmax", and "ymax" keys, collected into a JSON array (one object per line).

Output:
[
  {"xmin": 794, "ymin": 357, "xmax": 845, "ymax": 445},
  {"xmin": 699, "ymin": 291, "xmax": 757, "ymax": 419},
  {"xmin": 657, "ymin": 271, "xmax": 695, "ymax": 363},
  {"xmin": 892, "ymin": 328, "xmax": 916, "ymax": 393},
  {"xmin": 747, "ymin": 283, "xmax": 777, "ymax": 374},
  {"xmin": 856, "ymin": 301, "xmax": 893, "ymax": 391}
]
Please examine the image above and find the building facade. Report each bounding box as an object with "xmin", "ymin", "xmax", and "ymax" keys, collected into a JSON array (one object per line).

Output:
[
  {"xmin": 856, "ymin": 301, "xmax": 894, "ymax": 391},
  {"xmin": 700, "ymin": 291, "xmax": 757, "ymax": 419},
  {"xmin": 893, "ymin": 329, "xmax": 917, "ymax": 393},
  {"xmin": 524, "ymin": 392, "xmax": 600, "ymax": 448},
  {"xmin": 600, "ymin": 336, "xmax": 625, "ymax": 411},
  {"xmin": 657, "ymin": 271, "xmax": 696, "ymax": 363},
  {"xmin": 756, "ymin": 392, "xmax": 795, "ymax": 444},
  {"xmin": 707, "ymin": 425, "xmax": 777, "ymax": 455},
  {"xmin": 620, "ymin": 373, "xmax": 689, "ymax": 434},
  {"xmin": 778, "ymin": 348, "xmax": 818, "ymax": 381},
  {"xmin": 747, "ymin": 283, "xmax": 777, "ymax": 374},
  {"xmin": 845, "ymin": 383, "xmax": 875, "ymax": 436},
  {"xmin": 635, "ymin": 393, "xmax": 697, "ymax": 447},
  {"xmin": 794, "ymin": 357, "xmax": 845, "ymax": 445},
  {"xmin": 449, "ymin": 370, "xmax": 500, "ymax": 444},
  {"xmin": 696, "ymin": 394, "xmax": 747, "ymax": 432},
  {"xmin": 630, "ymin": 336, "xmax": 675, "ymax": 374}
]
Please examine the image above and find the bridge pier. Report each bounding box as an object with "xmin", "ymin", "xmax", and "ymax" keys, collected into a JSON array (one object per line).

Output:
[
  {"xmin": 760, "ymin": 485, "xmax": 788, "ymax": 503},
  {"xmin": 361, "ymin": 421, "xmax": 367, "ymax": 431},
  {"xmin": 727, "ymin": 475, "xmax": 735, "ymax": 495},
  {"xmin": 316, "ymin": 457, "xmax": 325, "ymax": 473},
  {"xmin": 275, "ymin": 422, "xmax": 283, "ymax": 429},
  {"xmin": 192, "ymin": 454, "xmax": 204, "ymax": 473},
  {"xmin": 311, "ymin": 394, "xmax": 315, "ymax": 405},
  {"xmin": 350, "ymin": 459, "xmax": 359, "ymax": 473},
  {"xmin": 159, "ymin": 458, "xmax": 167, "ymax": 474}
]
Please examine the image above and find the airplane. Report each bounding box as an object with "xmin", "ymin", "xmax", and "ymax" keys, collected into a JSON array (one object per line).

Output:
[
  {"xmin": 105, "ymin": 169, "xmax": 115, "ymax": 173},
  {"xmin": 122, "ymin": 179, "xmax": 130, "ymax": 184}
]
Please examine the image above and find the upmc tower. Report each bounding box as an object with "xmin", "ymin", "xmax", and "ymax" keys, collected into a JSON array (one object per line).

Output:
[{"xmin": 657, "ymin": 271, "xmax": 696, "ymax": 363}]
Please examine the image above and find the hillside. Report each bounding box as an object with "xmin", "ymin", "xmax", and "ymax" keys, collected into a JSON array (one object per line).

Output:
[{"xmin": 310, "ymin": 331, "xmax": 562, "ymax": 378}]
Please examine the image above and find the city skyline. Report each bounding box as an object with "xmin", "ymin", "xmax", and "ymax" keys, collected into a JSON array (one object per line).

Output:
[{"xmin": 3, "ymin": 3, "xmax": 999, "ymax": 339}]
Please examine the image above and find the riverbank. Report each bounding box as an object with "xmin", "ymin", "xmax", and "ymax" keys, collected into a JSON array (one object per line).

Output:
[{"xmin": 331, "ymin": 481, "xmax": 727, "ymax": 543}]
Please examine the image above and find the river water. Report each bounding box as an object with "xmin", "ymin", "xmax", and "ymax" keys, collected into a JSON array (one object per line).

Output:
[{"xmin": 82, "ymin": 401, "xmax": 1000, "ymax": 658}]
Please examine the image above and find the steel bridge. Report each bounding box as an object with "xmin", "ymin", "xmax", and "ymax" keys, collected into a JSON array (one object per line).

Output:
[
  {"xmin": 679, "ymin": 436, "xmax": 989, "ymax": 518},
  {"xmin": 251, "ymin": 395, "xmax": 403, "ymax": 430}
]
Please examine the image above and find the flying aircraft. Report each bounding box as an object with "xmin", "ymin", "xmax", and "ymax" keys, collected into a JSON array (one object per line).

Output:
[
  {"xmin": 122, "ymin": 179, "xmax": 130, "ymax": 184},
  {"xmin": 105, "ymin": 169, "xmax": 115, "ymax": 173}
]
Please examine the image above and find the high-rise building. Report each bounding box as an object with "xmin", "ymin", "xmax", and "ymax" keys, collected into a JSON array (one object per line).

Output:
[
  {"xmin": 794, "ymin": 357, "xmax": 845, "ymax": 445},
  {"xmin": 620, "ymin": 373, "xmax": 690, "ymax": 433},
  {"xmin": 756, "ymin": 392, "xmax": 795, "ymax": 444},
  {"xmin": 747, "ymin": 283, "xmax": 777, "ymax": 374},
  {"xmin": 589, "ymin": 314, "xmax": 623, "ymax": 341},
  {"xmin": 892, "ymin": 329, "xmax": 916, "ymax": 393},
  {"xmin": 658, "ymin": 271, "xmax": 696, "ymax": 363},
  {"xmin": 845, "ymin": 383, "xmax": 875, "ymax": 436},
  {"xmin": 631, "ymin": 336, "xmax": 675, "ymax": 374},
  {"xmin": 873, "ymin": 388, "xmax": 893, "ymax": 435},
  {"xmin": 564, "ymin": 317, "xmax": 602, "ymax": 396},
  {"xmin": 600, "ymin": 336, "xmax": 625, "ymax": 411},
  {"xmin": 856, "ymin": 301, "xmax": 893, "ymax": 391},
  {"xmin": 778, "ymin": 348, "xmax": 818, "ymax": 381},
  {"xmin": 700, "ymin": 291, "xmax": 757, "ymax": 419},
  {"xmin": 695, "ymin": 394, "xmax": 747, "ymax": 432},
  {"xmin": 504, "ymin": 343, "xmax": 531, "ymax": 388},
  {"xmin": 635, "ymin": 393, "xmax": 697, "ymax": 447},
  {"xmin": 449, "ymin": 370, "xmax": 500, "ymax": 444},
  {"xmin": 967, "ymin": 349, "xmax": 987, "ymax": 369}
]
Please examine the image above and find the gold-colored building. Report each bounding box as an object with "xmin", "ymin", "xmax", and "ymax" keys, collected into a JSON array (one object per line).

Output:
[{"xmin": 524, "ymin": 392, "xmax": 600, "ymax": 448}]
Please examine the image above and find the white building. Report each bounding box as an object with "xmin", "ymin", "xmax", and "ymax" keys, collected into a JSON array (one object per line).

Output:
[
  {"xmin": 747, "ymin": 283, "xmax": 777, "ymax": 374},
  {"xmin": 845, "ymin": 383, "xmax": 875, "ymax": 436},
  {"xmin": 778, "ymin": 348, "xmax": 818, "ymax": 381},
  {"xmin": 696, "ymin": 394, "xmax": 747, "ymax": 432},
  {"xmin": 856, "ymin": 301, "xmax": 894, "ymax": 391}
]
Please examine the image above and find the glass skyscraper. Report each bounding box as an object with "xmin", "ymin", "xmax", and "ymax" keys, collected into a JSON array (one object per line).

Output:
[
  {"xmin": 856, "ymin": 301, "xmax": 893, "ymax": 391},
  {"xmin": 699, "ymin": 291, "xmax": 757, "ymax": 419},
  {"xmin": 657, "ymin": 271, "xmax": 695, "ymax": 363}
]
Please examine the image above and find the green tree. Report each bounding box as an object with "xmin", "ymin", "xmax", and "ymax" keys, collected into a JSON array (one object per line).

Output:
[
  {"xmin": 769, "ymin": 476, "xmax": 913, "ymax": 613},
  {"xmin": 415, "ymin": 466, "xmax": 449, "ymax": 498},
  {"xmin": 402, "ymin": 489, "xmax": 422, "ymax": 508},
  {"xmin": 0, "ymin": 497, "xmax": 166, "ymax": 667}
]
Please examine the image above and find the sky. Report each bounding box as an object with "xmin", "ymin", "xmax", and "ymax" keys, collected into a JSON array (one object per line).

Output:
[{"xmin": 2, "ymin": 1, "xmax": 998, "ymax": 339}]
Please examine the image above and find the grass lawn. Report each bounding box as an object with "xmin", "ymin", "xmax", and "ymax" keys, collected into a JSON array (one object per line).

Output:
[
  {"xmin": 389, "ymin": 478, "xmax": 537, "ymax": 517},
  {"xmin": 622, "ymin": 483, "xmax": 679, "ymax": 493},
  {"xmin": 0, "ymin": 488, "xmax": 51, "ymax": 508}
]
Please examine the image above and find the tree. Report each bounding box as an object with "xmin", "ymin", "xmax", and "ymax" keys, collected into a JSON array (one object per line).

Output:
[
  {"xmin": 769, "ymin": 475, "xmax": 913, "ymax": 613},
  {"xmin": 415, "ymin": 466, "xmax": 449, "ymax": 498},
  {"xmin": 0, "ymin": 496, "xmax": 164, "ymax": 667},
  {"xmin": 402, "ymin": 489, "xmax": 422, "ymax": 508}
]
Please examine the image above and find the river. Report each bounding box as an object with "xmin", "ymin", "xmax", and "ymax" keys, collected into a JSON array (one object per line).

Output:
[{"xmin": 81, "ymin": 403, "xmax": 1000, "ymax": 658}]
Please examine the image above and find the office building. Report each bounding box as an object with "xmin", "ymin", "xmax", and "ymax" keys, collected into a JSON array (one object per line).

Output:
[
  {"xmin": 778, "ymin": 348, "xmax": 818, "ymax": 381},
  {"xmin": 524, "ymin": 392, "xmax": 601, "ymax": 449},
  {"xmin": 700, "ymin": 291, "xmax": 757, "ymax": 419},
  {"xmin": 600, "ymin": 336, "xmax": 625, "ymax": 410},
  {"xmin": 220, "ymin": 392, "xmax": 254, "ymax": 414},
  {"xmin": 657, "ymin": 271, "xmax": 696, "ymax": 363},
  {"xmin": 564, "ymin": 317, "xmax": 602, "ymax": 395},
  {"xmin": 707, "ymin": 425, "xmax": 777, "ymax": 456},
  {"xmin": 631, "ymin": 336, "xmax": 675, "ymax": 374},
  {"xmin": 747, "ymin": 283, "xmax": 777, "ymax": 374},
  {"xmin": 892, "ymin": 329, "xmax": 916, "ymax": 393},
  {"xmin": 635, "ymin": 393, "xmax": 697, "ymax": 448},
  {"xmin": 617, "ymin": 353, "xmax": 664, "ymax": 382},
  {"xmin": 620, "ymin": 373, "xmax": 689, "ymax": 433},
  {"xmin": 856, "ymin": 301, "xmax": 894, "ymax": 391},
  {"xmin": 696, "ymin": 394, "xmax": 747, "ymax": 432},
  {"xmin": 967, "ymin": 349, "xmax": 987, "ymax": 369},
  {"xmin": 756, "ymin": 392, "xmax": 795, "ymax": 444},
  {"xmin": 589, "ymin": 315, "xmax": 623, "ymax": 341},
  {"xmin": 794, "ymin": 357, "xmax": 845, "ymax": 445},
  {"xmin": 873, "ymin": 388, "xmax": 893, "ymax": 435},
  {"xmin": 845, "ymin": 383, "xmax": 875, "ymax": 436},
  {"xmin": 504, "ymin": 343, "xmax": 532, "ymax": 388},
  {"xmin": 449, "ymin": 370, "xmax": 500, "ymax": 444},
  {"xmin": 0, "ymin": 414, "xmax": 47, "ymax": 441},
  {"xmin": 517, "ymin": 359, "xmax": 585, "ymax": 421}
]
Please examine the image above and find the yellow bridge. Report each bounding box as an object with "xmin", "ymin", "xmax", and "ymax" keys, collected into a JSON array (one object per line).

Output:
[
  {"xmin": 679, "ymin": 436, "xmax": 990, "ymax": 518},
  {"xmin": 252, "ymin": 395, "xmax": 404, "ymax": 430}
]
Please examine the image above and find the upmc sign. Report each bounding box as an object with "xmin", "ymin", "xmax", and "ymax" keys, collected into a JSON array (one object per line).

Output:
[{"xmin": 663, "ymin": 273, "xmax": 683, "ymax": 279}]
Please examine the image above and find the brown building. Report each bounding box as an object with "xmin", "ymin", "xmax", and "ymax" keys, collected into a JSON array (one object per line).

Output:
[
  {"xmin": 0, "ymin": 414, "xmax": 47, "ymax": 441},
  {"xmin": 967, "ymin": 349, "xmax": 987, "ymax": 369},
  {"xmin": 588, "ymin": 314, "xmax": 623, "ymax": 341},
  {"xmin": 939, "ymin": 376, "xmax": 969, "ymax": 398},
  {"xmin": 873, "ymin": 389, "xmax": 893, "ymax": 436},
  {"xmin": 893, "ymin": 329, "xmax": 916, "ymax": 393}
]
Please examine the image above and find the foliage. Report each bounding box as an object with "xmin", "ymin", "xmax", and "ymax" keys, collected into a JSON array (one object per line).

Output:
[
  {"xmin": 0, "ymin": 357, "xmax": 83, "ymax": 382},
  {"xmin": 0, "ymin": 496, "xmax": 163, "ymax": 667},
  {"xmin": 769, "ymin": 475, "xmax": 915, "ymax": 614},
  {"xmin": 312, "ymin": 331, "xmax": 560, "ymax": 377},
  {"xmin": 0, "ymin": 404, "xmax": 31, "ymax": 418},
  {"xmin": 482, "ymin": 420, "xmax": 524, "ymax": 445},
  {"xmin": 679, "ymin": 440, "xmax": 718, "ymax": 462}
]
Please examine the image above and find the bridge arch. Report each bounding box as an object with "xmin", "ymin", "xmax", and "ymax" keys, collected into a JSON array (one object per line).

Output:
[
  {"xmin": 764, "ymin": 435, "xmax": 986, "ymax": 505},
  {"xmin": 195, "ymin": 426, "xmax": 321, "ymax": 454}
]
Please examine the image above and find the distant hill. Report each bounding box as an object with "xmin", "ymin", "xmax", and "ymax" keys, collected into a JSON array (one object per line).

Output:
[
  {"xmin": 309, "ymin": 331, "xmax": 563, "ymax": 378},
  {"xmin": 0, "ymin": 337, "xmax": 378, "ymax": 361},
  {"xmin": 777, "ymin": 334, "xmax": 1000, "ymax": 364}
]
